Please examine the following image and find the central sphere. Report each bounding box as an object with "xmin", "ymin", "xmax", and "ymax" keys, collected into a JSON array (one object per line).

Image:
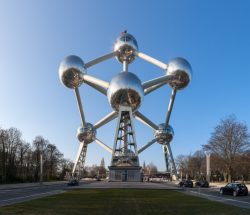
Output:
[{"xmin": 107, "ymin": 72, "xmax": 144, "ymax": 112}]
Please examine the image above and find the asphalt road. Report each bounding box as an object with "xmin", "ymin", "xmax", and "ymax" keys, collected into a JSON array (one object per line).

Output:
[
  {"xmin": 0, "ymin": 181, "xmax": 249, "ymax": 209},
  {"xmin": 180, "ymin": 185, "xmax": 250, "ymax": 209},
  {"xmin": 0, "ymin": 183, "xmax": 68, "ymax": 206}
]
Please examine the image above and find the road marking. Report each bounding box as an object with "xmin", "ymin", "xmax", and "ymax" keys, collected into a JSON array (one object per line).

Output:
[
  {"xmin": 190, "ymin": 191, "xmax": 250, "ymax": 205},
  {"xmin": 0, "ymin": 190, "xmax": 65, "ymax": 203}
]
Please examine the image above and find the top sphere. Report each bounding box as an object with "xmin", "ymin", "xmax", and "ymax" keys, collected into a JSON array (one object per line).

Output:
[
  {"xmin": 59, "ymin": 55, "xmax": 85, "ymax": 89},
  {"xmin": 166, "ymin": 57, "xmax": 192, "ymax": 90},
  {"xmin": 114, "ymin": 31, "xmax": 138, "ymax": 64}
]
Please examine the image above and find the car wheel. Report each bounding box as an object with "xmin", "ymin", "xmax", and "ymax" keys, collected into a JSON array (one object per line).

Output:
[
  {"xmin": 220, "ymin": 189, "xmax": 224, "ymax": 195},
  {"xmin": 233, "ymin": 191, "xmax": 237, "ymax": 197},
  {"xmin": 244, "ymin": 192, "xmax": 248, "ymax": 196}
]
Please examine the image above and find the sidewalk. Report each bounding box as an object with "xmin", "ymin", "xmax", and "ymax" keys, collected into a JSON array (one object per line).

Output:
[{"xmin": 0, "ymin": 181, "xmax": 67, "ymax": 190}]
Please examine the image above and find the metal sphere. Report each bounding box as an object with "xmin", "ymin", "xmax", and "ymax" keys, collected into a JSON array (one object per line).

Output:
[
  {"xmin": 154, "ymin": 124, "xmax": 174, "ymax": 144},
  {"xmin": 107, "ymin": 72, "xmax": 144, "ymax": 112},
  {"xmin": 166, "ymin": 57, "xmax": 192, "ymax": 90},
  {"xmin": 59, "ymin": 55, "xmax": 85, "ymax": 89},
  {"xmin": 76, "ymin": 123, "xmax": 96, "ymax": 144},
  {"xmin": 114, "ymin": 31, "xmax": 138, "ymax": 64}
]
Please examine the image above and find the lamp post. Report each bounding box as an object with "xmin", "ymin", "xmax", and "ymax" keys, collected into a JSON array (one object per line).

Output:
[
  {"xmin": 206, "ymin": 153, "xmax": 211, "ymax": 182},
  {"xmin": 40, "ymin": 153, "xmax": 43, "ymax": 185}
]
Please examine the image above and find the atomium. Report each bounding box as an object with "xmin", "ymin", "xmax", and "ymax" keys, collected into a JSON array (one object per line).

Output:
[
  {"xmin": 59, "ymin": 55, "xmax": 85, "ymax": 89},
  {"xmin": 76, "ymin": 123, "xmax": 96, "ymax": 144},
  {"xmin": 59, "ymin": 31, "xmax": 192, "ymax": 180},
  {"xmin": 154, "ymin": 124, "xmax": 174, "ymax": 144}
]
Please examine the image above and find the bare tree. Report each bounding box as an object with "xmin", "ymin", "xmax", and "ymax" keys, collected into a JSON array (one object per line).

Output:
[
  {"xmin": 45, "ymin": 143, "xmax": 63, "ymax": 180},
  {"xmin": 203, "ymin": 115, "xmax": 250, "ymax": 182},
  {"xmin": 16, "ymin": 141, "xmax": 30, "ymax": 181},
  {"xmin": 144, "ymin": 162, "xmax": 158, "ymax": 175},
  {"xmin": 175, "ymin": 155, "xmax": 189, "ymax": 179},
  {"xmin": 0, "ymin": 128, "xmax": 7, "ymax": 183}
]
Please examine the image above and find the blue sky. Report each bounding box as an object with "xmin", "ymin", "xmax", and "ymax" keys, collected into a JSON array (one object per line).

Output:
[{"xmin": 0, "ymin": 0, "xmax": 250, "ymax": 170}]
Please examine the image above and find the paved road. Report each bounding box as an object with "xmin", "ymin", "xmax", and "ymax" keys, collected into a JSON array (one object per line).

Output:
[
  {"xmin": 180, "ymin": 185, "xmax": 250, "ymax": 209},
  {"xmin": 0, "ymin": 181, "xmax": 249, "ymax": 209},
  {"xmin": 0, "ymin": 183, "xmax": 68, "ymax": 206}
]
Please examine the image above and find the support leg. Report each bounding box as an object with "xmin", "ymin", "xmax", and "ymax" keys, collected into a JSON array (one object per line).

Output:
[{"xmin": 72, "ymin": 142, "xmax": 88, "ymax": 178}]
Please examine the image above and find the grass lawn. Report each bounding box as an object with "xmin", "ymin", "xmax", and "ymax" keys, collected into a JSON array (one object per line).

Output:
[{"xmin": 0, "ymin": 189, "xmax": 249, "ymax": 215}]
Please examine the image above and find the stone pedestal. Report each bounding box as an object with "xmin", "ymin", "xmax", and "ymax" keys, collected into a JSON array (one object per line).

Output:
[{"xmin": 109, "ymin": 165, "xmax": 142, "ymax": 182}]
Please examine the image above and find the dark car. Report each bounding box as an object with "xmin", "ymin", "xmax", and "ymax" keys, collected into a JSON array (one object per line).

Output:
[
  {"xmin": 67, "ymin": 179, "xmax": 79, "ymax": 186},
  {"xmin": 179, "ymin": 180, "xmax": 193, "ymax": 188},
  {"xmin": 195, "ymin": 181, "xmax": 209, "ymax": 188},
  {"xmin": 220, "ymin": 183, "xmax": 248, "ymax": 197}
]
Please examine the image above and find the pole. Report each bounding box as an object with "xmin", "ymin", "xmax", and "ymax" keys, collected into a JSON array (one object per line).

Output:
[
  {"xmin": 40, "ymin": 153, "xmax": 43, "ymax": 185},
  {"xmin": 206, "ymin": 153, "xmax": 210, "ymax": 182}
]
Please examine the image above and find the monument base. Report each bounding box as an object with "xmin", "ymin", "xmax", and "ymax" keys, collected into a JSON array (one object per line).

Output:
[{"xmin": 108, "ymin": 166, "xmax": 142, "ymax": 182}]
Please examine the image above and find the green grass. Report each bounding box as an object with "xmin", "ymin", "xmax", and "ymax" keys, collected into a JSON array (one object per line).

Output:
[{"xmin": 0, "ymin": 189, "xmax": 249, "ymax": 215}]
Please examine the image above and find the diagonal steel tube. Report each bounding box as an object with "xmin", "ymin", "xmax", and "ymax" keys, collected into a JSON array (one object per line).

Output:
[
  {"xmin": 94, "ymin": 137, "xmax": 112, "ymax": 153},
  {"xmin": 74, "ymin": 87, "xmax": 86, "ymax": 127},
  {"xmin": 144, "ymin": 82, "xmax": 166, "ymax": 95},
  {"xmin": 94, "ymin": 111, "xmax": 118, "ymax": 130},
  {"xmin": 85, "ymin": 52, "xmax": 116, "ymax": 68},
  {"xmin": 135, "ymin": 51, "xmax": 168, "ymax": 70},
  {"xmin": 83, "ymin": 74, "xmax": 109, "ymax": 95},
  {"xmin": 165, "ymin": 88, "xmax": 177, "ymax": 126},
  {"xmin": 134, "ymin": 111, "xmax": 158, "ymax": 130},
  {"xmin": 142, "ymin": 75, "xmax": 173, "ymax": 90},
  {"xmin": 138, "ymin": 139, "xmax": 157, "ymax": 154}
]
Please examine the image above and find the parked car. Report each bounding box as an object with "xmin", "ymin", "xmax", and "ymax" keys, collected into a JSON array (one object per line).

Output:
[
  {"xmin": 195, "ymin": 180, "xmax": 209, "ymax": 188},
  {"xmin": 67, "ymin": 179, "xmax": 79, "ymax": 186},
  {"xmin": 179, "ymin": 180, "xmax": 193, "ymax": 188},
  {"xmin": 220, "ymin": 183, "xmax": 248, "ymax": 197}
]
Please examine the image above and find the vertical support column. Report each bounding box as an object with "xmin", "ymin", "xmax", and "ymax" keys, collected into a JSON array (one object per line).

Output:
[
  {"xmin": 110, "ymin": 106, "xmax": 139, "ymax": 166},
  {"xmin": 109, "ymin": 106, "xmax": 141, "ymax": 182},
  {"xmin": 123, "ymin": 61, "xmax": 128, "ymax": 72}
]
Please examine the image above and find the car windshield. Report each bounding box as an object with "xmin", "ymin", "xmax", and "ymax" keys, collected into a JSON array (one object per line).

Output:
[{"xmin": 236, "ymin": 184, "xmax": 246, "ymax": 188}]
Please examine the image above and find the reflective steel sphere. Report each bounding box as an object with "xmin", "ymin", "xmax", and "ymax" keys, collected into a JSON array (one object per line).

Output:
[
  {"xmin": 107, "ymin": 72, "xmax": 144, "ymax": 112},
  {"xmin": 154, "ymin": 124, "xmax": 174, "ymax": 144},
  {"xmin": 59, "ymin": 55, "xmax": 85, "ymax": 89},
  {"xmin": 166, "ymin": 57, "xmax": 192, "ymax": 90},
  {"xmin": 114, "ymin": 31, "xmax": 138, "ymax": 64},
  {"xmin": 76, "ymin": 123, "xmax": 96, "ymax": 144}
]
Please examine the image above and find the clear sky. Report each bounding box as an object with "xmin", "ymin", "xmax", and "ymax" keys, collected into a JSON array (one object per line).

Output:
[{"xmin": 0, "ymin": 0, "xmax": 250, "ymax": 171}]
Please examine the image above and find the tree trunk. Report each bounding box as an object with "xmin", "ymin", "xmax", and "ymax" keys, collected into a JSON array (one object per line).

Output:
[{"xmin": 227, "ymin": 166, "xmax": 232, "ymax": 182}]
